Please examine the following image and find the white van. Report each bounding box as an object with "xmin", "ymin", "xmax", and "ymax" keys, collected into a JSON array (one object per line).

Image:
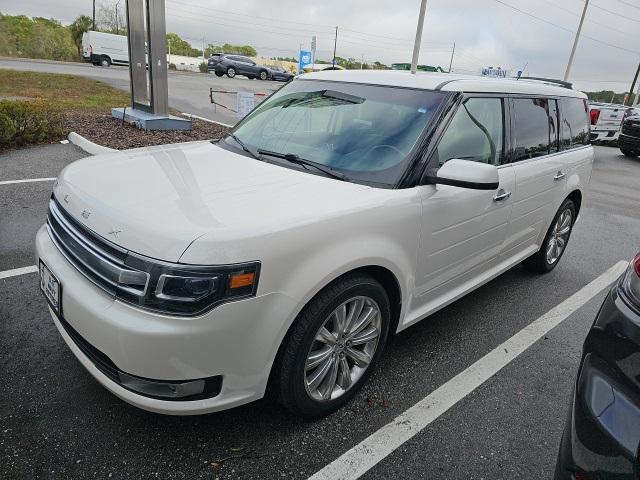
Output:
[
  {"xmin": 82, "ymin": 31, "xmax": 128, "ymax": 67},
  {"xmin": 36, "ymin": 71, "xmax": 593, "ymax": 417}
]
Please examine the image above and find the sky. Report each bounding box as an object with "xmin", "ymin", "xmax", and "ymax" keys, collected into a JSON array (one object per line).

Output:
[{"xmin": 4, "ymin": 0, "xmax": 640, "ymax": 92}]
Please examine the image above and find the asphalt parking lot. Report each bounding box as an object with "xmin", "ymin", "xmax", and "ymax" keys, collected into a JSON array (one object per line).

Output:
[
  {"xmin": 0, "ymin": 58, "xmax": 283, "ymax": 126},
  {"xmin": 1, "ymin": 143, "xmax": 639, "ymax": 479}
]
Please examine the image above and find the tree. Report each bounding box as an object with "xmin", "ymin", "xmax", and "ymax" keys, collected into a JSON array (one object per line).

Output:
[
  {"xmin": 166, "ymin": 33, "xmax": 202, "ymax": 57},
  {"xmin": 70, "ymin": 15, "xmax": 92, "ymax": 55},
  {"xmin": 97, "ymin": 1, "xmax": 126, "ymax": 34},
  {"xmin": 205, "ymin": 43, "xmax": 257, "ymax": 57}
]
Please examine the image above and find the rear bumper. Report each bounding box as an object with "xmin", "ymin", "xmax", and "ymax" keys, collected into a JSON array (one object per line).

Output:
[
  {"xmin": 619, "ymin": 133, "xmax": 640, "ymax": 151},
  {"xmin": 590, "ymin": 129, "xmax": 620, "ymax": 142},
  {"xmin": 555, "ymin": 289, "xmax": 640, "ymax": 479}
]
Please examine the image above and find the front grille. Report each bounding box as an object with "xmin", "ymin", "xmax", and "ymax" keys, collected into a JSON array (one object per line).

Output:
[
  {"xmin": 46, "ymin": 197, "xmax": 149, "ymax": 297},
  {"xmin": 622, "ymin": 121, "xmax": 640, "ymax": 138}
]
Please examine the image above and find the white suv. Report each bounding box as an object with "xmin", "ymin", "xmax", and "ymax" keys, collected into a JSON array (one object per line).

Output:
[{"xmin": 36, "ymin": 71, "xmax": 593, "ymax": 417}]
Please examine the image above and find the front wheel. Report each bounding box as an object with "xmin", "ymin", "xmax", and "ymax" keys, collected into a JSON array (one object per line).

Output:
[
  {"xmin": 226, "ymin": 67, "xmax": 236, "ymax": 78},
  {"xmin": 620, "ymin": 147, "xmax": 638, "ymax": 157},
  {"xmin": 272, "ymin": 274, "xmax": 390, "ymax": 418},
  {"xmin": 524, "ymin": 199, "xmax": 576, "ymax": 273},
  {"xmin": 100, "ymin": 56, "xmax": 111, "ymax": 67},
  {"xmin": 214, "ymin": 71, "xmax": 224, "ymax": 77},
  {"xmin": 259, "ymin": 70, "xmax": 269, "ymax": 80}
]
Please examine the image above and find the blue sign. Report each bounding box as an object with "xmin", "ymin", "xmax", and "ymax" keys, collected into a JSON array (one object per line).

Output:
[{"xmin": 299, "ymin": 50, "xmax": 313, "ymax": 72}]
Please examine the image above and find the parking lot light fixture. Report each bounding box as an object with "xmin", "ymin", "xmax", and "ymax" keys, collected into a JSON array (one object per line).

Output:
[{"xmin": 411, "ymin": 0, "xmax": 428, "ymax": 74}]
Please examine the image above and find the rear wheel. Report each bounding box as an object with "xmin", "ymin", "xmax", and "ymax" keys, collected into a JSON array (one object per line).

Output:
[
  {"xmin": 226, "ymin": 67, "xmax": 236, "ymax": 78},
  {"xmin": 524, "ymin": 199, "xmax": 576, "ymax": 273},
  {"xmin": 100, "ymin": 56, "xmax": 111, "ymax": 67},
  {"xmin": 272, "ymin": 274, "xmax": 390, "ymax": 418},
  {"xmin": 214, "ymin": 71, "xmax": 224, "ymax": 77},
  {"xmin": 620, "ymin": 147, "xmax": 638, "ymax": 157}
]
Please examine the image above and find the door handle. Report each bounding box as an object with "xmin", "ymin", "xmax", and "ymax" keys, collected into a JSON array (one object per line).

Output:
[
  {"xmin": 493, "ymin": 189, "xmax": 511, "ymax": 202},
  {"xmin": 554, "ymin": 171, "xmax": 566, "ymax": 180}
]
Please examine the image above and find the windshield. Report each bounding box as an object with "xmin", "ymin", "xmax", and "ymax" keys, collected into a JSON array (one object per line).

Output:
[{"xmin": 229, "ymin": 79, "xmax": 447, "ymax": 186}]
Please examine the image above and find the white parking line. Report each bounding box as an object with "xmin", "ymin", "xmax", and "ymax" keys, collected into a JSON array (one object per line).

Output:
[
  {"xmin": 0, "ymin": 265, "xmax": 38, "ymax": 279},
  {"xmin": 309, "ymin": 260, "xmax": 629, "ymax": 480},
  {"xmin": 0, "ymin": 178, "xmax": 56, "ymax": 186}
]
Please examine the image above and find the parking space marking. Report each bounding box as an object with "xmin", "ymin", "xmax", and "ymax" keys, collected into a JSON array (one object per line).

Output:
[
  {"xmin": 0, "ymin": 178, "xmax": 56, "ymax": 186},
  {"xmin": 0, "ymin": 265, "xmax": 38, "ymax": 279},
  {"xmin": 309, "ymin": 260, "xmax": 629, "ymax": 480}
]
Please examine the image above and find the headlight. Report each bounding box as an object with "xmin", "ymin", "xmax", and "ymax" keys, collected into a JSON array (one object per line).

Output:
[{"xmin": 116, "ymin": 254, "xmax": 260, "ymax": 316}]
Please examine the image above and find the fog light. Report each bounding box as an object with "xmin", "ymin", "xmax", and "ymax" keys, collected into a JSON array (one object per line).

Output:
[{"xmin": 119, "ymin": 372, "xmax": 205, "ymax": 399}]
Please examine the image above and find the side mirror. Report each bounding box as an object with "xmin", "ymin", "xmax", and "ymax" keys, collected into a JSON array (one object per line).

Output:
[{"xmin": 426, "ymin": 159, "xmax": 499, "ymax": 190}]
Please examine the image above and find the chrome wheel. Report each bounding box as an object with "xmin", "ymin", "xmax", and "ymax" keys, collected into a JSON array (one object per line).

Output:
[
  {"xmin": 304, "ymin": 296, "xmax": 382, "ymax": 402},
  {"xmin": 546, "ymin": 208, "xmax": 573, "ymax": 265}
]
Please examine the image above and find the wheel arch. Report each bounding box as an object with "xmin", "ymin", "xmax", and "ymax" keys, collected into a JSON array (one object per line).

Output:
[{"xmin": 566, "ymin": 189, "xmax": 582, "ymax": 216}]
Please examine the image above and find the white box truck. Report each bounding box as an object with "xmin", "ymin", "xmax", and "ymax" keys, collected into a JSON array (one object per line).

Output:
[{"xmin": 82, "ymin": 31, "xmax": 128, "ymax": 67}]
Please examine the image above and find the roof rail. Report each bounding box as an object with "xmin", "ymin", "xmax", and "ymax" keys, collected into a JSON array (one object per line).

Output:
[{"xmin": 517, "ymin": 76, "xmax": 573, "ymax": 89}]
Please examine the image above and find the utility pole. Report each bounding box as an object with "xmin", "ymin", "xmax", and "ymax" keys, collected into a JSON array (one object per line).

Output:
[
  {"xmin": 634, "ymin": 78, "xmax": 640, "ymax": 106},
  {"xmin": 92, "ymin": 0, "xmax": 96, "ymax": 30},
  {"xmin": 564, "ymin": 0, "xmax": 589, "ymax": 82},
  {"xmin": 168, "ymin": 38, "xmax": 171, "ymax": 65},
  {"xmin": 202, "ymin": 36, "xmax": 206, "ymax": 63},
  {"xmin": 332, "ymin": 26, "xmax": 338, "ymax": 67},
  {"xmin": 361, "ymin": 54, "xmax": 364, "ymax": 69},
  {"xmin": 410, "ymin": 0, "xmax": 428, "ymax": 74},
  {"xmin": 115, "ymin": 0, "xmax": 121, "ymax": 35},
  {"xmin": 627, "ymin": 61, "xmax": 640, "ymax": 106},
  {"xmin": 448, "ymin": 42, "xmax": 456, "ymax": 73}
]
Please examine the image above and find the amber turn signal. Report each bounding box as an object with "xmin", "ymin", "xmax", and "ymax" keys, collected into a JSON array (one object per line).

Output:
[{"xmin": 229, "ymin": 272, "xmax": 256, "ymax": 289}]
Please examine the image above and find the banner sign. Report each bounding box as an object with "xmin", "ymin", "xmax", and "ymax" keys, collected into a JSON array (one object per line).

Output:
[
  {"xmin": 299, "ymin": 50, "xmax": 313, "ymax": 72},
  {"xmin": 481, "ymin": 66, "xmax": 509, "ymax": 78}
]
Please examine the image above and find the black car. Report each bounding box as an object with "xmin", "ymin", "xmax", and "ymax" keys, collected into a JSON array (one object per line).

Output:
[
  {"xmin": 555, "ymin": 253, "xmax": 640, "ymax": 479},
  {"xmin": 266, "ymin": 65, "xmax": 294, "ymax": 82},
  {"xmin": 619, "ymin": 114, "xmax": 640, "ymax": 157},
  {"xmin": 208, "ymin": 53, "xmax": 271, "ymax": 80}
]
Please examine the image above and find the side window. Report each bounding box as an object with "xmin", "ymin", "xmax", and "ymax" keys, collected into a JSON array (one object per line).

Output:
[
  {"xmin": 549, "ymin": 100, "xmax": 560, "ymax": 153},
  {"xmin": 560, "ymin": 98, "xmax": 589, "ymax": 149},
  {"xmin": 513, "ymin": 98, "xmax": 551, "ymax": 161},
  {"xmin": 434, "ymin": 97, "xmax": 504, "ymax": 166}
]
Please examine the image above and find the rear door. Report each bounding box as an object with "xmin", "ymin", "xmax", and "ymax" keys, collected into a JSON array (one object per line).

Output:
[{"xmin": 502, "ymin": 97, "xmax": 566, "ymax": 259}]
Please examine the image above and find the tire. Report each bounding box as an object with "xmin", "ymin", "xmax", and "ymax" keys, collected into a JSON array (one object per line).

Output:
[
  {"xmin": 620, "ymin": 148, "xmax": 638, "ymax": 157},
  {"xmin": 259, "ymin": 70, "xmax": 268, "ymax": 81},
  {"xmin": 524, "ymin": 198, "xmax": 576, "ymax": 273},
  {"xmin": 247, "ymin": 75, "xmax": 255, "ymax": 80},
  {"xmin": 272, "ymin": 273, "xmax": 391, "ymax": 418},
  {"xmin": 226, "ymin": 67, "xmax": 236, "ymax": 78},
  {"xmin": 100, "ymin": 56, "xmax": 111, "ymax": 67},
  {"xmin": 214, "ymin": 71, "xmax": 224, "ymax": 77}
]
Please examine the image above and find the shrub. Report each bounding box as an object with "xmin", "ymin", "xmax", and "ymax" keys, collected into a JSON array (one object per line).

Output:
[
  {"xmin": 168, "ymin": 63, "xmax": 177, "ymax": 70},
  {"xmin": 0, "ymin": 100, "xmax": 65, "ymax": 148},
  {"xmin": 199, "ymin": 62, "xmax": 208, "ymax": 73}
]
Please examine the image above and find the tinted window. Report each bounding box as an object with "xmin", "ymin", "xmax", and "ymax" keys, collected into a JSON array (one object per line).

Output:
[
  {"xmin": 560, "ymin": 98, "xmax": 589, "ymax": 148},
  {"xmin": 230, "ymin": 80, "xmax": 447, "ymax": 186},
  {"xmin": 549, "ymin": 99, "xmax": 559, "ymax": 152},
  {"xmin": 434, "ymin": 97, "xmax": 504, "ymax": 166},
  {"xmin": 513, "ymin": 98, "xmax": 551, "ymax": 161}
]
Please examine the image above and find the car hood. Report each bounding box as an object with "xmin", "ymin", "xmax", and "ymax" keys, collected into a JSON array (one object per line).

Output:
[{"xmin": 53, "ymin": 141, "xmax": 371, "ymax": 262}]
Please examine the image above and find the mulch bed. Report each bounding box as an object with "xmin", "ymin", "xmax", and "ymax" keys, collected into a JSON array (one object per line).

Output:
[{"xmin": 64, "ymin": 111, "xmax": 229, "ymax": 150}]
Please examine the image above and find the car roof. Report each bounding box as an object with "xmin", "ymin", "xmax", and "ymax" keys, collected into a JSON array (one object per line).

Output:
[{"xmin": 300, "ymin": 70, "xmax": 587, "ymax": 98}]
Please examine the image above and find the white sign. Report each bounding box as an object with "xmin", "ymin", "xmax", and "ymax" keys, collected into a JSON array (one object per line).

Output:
[
  {"xmin": 236, "ymin": 91, "xmax": 255, "ymax": 118},
  {"xmin": 481, "ymin": 66, "xmax": 509, "ymax": 78}
]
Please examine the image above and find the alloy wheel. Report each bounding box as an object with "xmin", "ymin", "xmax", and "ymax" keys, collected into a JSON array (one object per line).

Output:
[
  {"xmin": 304, "ymin": 296, "xmax": 382, "ymax": 402},
  {"xmin": 546, "ymin": 208, "xmax": 573, "ymax": 265}
]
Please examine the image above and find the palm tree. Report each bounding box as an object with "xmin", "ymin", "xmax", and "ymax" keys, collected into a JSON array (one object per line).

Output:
[{"xmin": 70, "ymin": 15, "xmax": 93, "ymax": 56}]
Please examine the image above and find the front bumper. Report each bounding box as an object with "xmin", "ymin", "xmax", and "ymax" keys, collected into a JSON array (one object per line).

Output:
[
  {"xmin": 555, "ymin": 289, "xmax": 640, "ymax": 479},
  {"xmin": 36, "ymin": 225, "xmax": 299, "ymax": 415}
]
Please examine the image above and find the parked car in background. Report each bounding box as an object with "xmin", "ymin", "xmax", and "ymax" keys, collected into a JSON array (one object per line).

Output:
[
  {"xmin": 82, "ymin": 31, "xmax": 128, "ymax": 67},
  {"xmin": 555, "ymin": 253, "xmax": 640, "ymax": 480},
  {"xmin": 618, "ymin": 114, "xmax": 640, "ymax": 157},
  {"xmin": 267, "ymin": 65, "xmax": 294, "ymax": 82},
  {"xmin": 36, "ymin": 71, "xmax": 593, "ymax": 418},
  {"xmin": 588, "ymin": 102, "xmax": 630, "ymax": 143},
  {"xmin": 208, "ymin": 54, "xmax": 271, "ymax": 80}
]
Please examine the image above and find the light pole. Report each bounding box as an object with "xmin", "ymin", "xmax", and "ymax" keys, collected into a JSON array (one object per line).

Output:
[
  {"xmin": 410, "ymin": 0, "xmax": 428, "ymax": 74},
  {"xmin": 332, "ymin": 26, "xmax": 338, "ymax": 68},
  {"xmin": 92, "ymin": 0, "xmax": 96, "ymax": 30},
  {"xmin": 115, "ymin": 0, "xmax": 121, "ymax": 35},
  {"xmin": 564, "ymin": 0, "xmax": 589, "ymax": 82}
]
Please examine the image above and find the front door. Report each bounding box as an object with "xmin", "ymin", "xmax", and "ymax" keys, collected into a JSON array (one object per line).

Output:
[{"xmin": 411, "ymin": 96, "xmax": 515, "ymax": 324}]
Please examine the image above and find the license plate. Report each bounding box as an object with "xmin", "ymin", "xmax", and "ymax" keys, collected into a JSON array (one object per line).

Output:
[{"xmin": 39, "ymin": 260, "xmax": 61, "ymax": 314}]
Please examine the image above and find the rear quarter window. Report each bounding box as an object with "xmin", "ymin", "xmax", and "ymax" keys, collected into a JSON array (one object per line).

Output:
[
  {"xmin": 560, "ymin": 98, "xmax": 589, "ymax": 149},
  {"xmin": 512, "ymin": 98, "xmax": 552, "ymax": 161}
]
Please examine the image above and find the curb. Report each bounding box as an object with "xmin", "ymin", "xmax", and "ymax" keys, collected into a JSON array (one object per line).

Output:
[
  {"xmin": 68, "ymin": 132, "xmax": 117, "ymax": 155},
  {"xmin": 181, "ymin": 112, "xmax": 234, "ymax": 128}
]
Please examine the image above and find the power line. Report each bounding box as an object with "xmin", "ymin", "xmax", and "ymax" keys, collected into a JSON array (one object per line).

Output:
[
  {"xmin": 590, "ymin": 1, "xmax": 640, "ymax": 22},
  {"xmin": 613, "ymin": 0, "xmax": 640, "ymax": 10}
]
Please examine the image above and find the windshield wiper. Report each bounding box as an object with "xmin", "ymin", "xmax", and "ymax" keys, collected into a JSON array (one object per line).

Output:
[
  {"xmin": 227, "ymin": 133, "xmax": 263, "ymax": 162},
  {"xmin": 257, "ymin": 149, "xmax": 350, "ymax": 182}
]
